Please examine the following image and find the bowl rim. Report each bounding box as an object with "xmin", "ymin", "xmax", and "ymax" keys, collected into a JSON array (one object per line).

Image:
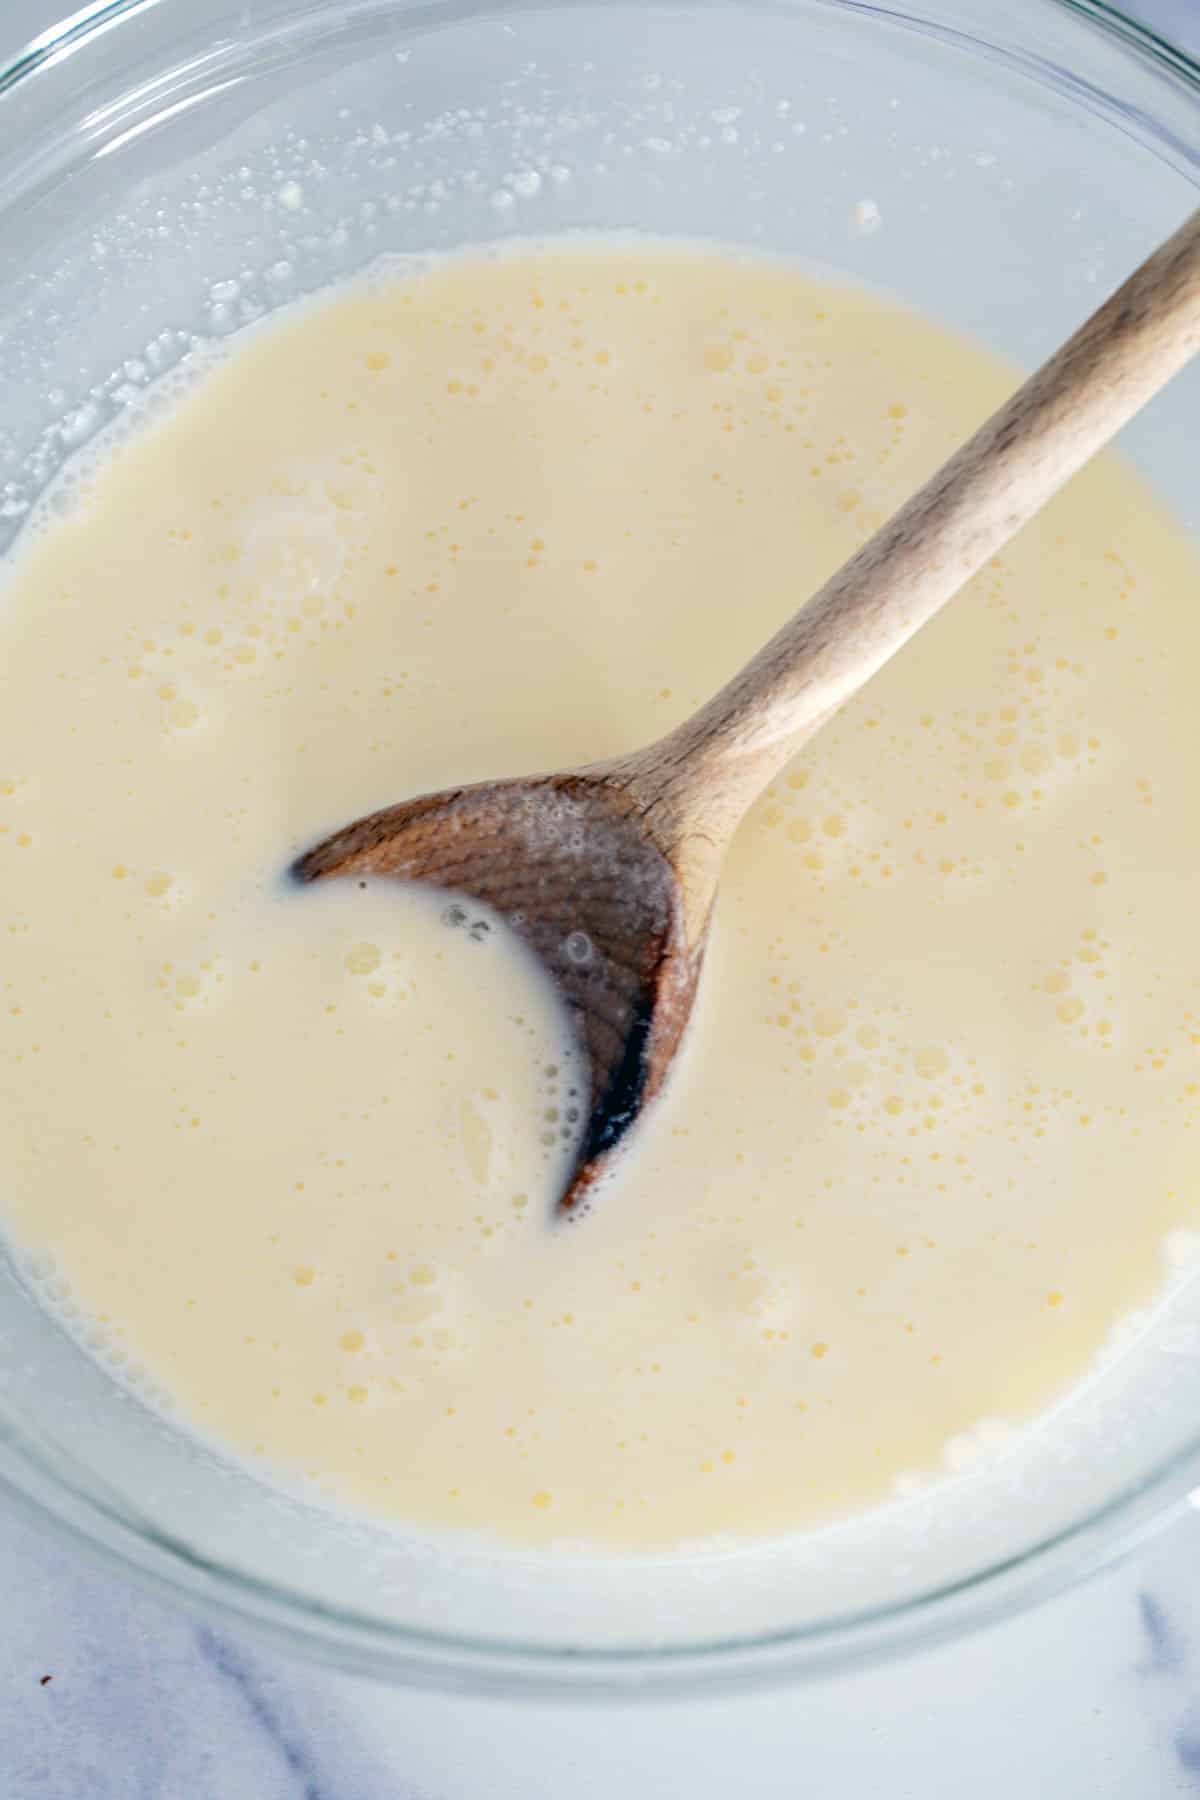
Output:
[{"xmin": 1, "ymin": 0, "xmax": 1199, "ymax": 1697}]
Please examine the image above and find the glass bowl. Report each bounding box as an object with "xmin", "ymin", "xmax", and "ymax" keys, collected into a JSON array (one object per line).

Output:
[{"xmin": 1, "ymin": 0, "xmax": 1199, "ymax": 1697}]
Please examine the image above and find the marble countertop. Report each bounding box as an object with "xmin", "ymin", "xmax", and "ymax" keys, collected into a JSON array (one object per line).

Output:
[
  {"xmin": 4, "ymin": 1, "xmax": 1200, "ymax": 1794},
  {"xmin": 6, "ymin": 1497, "xmax": 1200, "ymax": 1798}
]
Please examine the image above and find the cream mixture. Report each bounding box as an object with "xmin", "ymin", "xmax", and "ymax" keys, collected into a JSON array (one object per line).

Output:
[{"xmin": 1, "ymin": 242, "xmax": 1199, "ymax": 1548}]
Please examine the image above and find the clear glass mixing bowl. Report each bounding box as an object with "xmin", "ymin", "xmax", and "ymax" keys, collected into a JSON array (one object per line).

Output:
[{"xmin": 1, "ymin": 0, "xmax": 1199, "ymax": 1697}]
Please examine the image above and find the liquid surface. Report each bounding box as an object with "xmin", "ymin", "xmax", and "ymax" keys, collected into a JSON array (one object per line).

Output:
[{"xmin": 2, "ymin": 243, "xmax": 1199, "ymax": 1548}]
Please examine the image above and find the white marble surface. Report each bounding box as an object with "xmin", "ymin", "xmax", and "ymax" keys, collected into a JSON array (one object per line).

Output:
[
  {"xmin": 4, "ymin": 1, "xmax": 1200, "ymax": 1794},
  {"xmin": 6, "ymin": 1497, "xmax": 1200, "ymax": 1798}
]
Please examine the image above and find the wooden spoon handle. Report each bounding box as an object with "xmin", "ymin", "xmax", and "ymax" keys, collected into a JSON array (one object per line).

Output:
[{"xmin": 648, "ymin": 208, "xmax": 1200, "ymax": 839}]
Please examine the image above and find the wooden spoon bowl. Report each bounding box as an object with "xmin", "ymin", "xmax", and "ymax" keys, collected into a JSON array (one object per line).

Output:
[{"xmin": 294, "ymin": 767, "xmax": 699, "ymax": 1212}]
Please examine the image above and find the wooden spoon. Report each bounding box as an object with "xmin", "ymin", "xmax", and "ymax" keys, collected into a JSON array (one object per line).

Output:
[{"xmin": 294, "ymin": 209, "xmax": 1200, "ymax": 1215}]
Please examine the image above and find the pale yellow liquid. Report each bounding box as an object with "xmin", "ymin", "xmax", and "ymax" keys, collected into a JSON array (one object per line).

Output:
[{"xmin": 2, "ymin": 242, "xmax": 1199, "ymax": 1549}]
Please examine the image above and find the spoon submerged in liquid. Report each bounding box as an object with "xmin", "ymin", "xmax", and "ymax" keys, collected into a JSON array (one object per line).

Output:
[{"xmin": 294, "ymin": 210, "xmax": 1200, "ymax": 1214}]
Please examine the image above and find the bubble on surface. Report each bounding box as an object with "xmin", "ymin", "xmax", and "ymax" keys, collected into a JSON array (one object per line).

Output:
[
  {"xmin": 852, "ymin": 198, "xmax": 882, "ymax": 235},
  {"xmin": 345, "ymin": 943, "xmax": 381, "ymax": 976}
]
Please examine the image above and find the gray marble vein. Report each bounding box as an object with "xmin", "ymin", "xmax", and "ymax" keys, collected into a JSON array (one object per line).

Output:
[
  {"xmin": 1140, "ymin": 1593, "xmax": 1187, "ymax": 1675},
  {"xmin": 193, "ymin": 1629, "xmax": 338, "ymax": 1800},
  {"xmin": 1133, "ymin": 1585, "xmax": 1200, "ymax": 1792},
  {"xmin": 0, "ymin": 1512, "xmax": 416, "ymax": 1800}
]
